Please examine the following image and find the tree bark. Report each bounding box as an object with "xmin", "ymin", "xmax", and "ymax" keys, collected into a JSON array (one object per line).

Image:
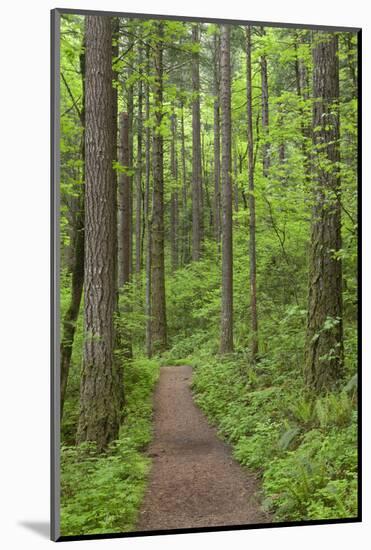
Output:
[
  {"xmin": 246, "ymin": 26, "xmax": 259, "ymax": 362},
  {"xmin": 111, "ymin": 17, "xmax": 123, "ymax": 409},
  {"xmin": 144, "ymin": 43, "xmax": 152, "ymax": 357},
  {"xmin": 213, "ymin": 31, "xmax": 221, "ymax": 245},
  {"xmin": 294, "ymin": 32, "xmax": 311, "ymax": 184},
  {"xmin": 136, "ymin": 47, "xmax": 143, "ymax": 275},
  {"xmin": 151, "ymin": 22, "xmax": 167, "ymax": 353},
  {"xmin": 304, "ymin": 33, "xmax": 343, "ymax": 392},
  {"xmin": 345, "ymin": 34, "xmax": 357, "ymax": 94},
  {"xmin": 117, "ymin": 112, "xmax": 133, "ymax": 359},
  {"xmin": 60, "ymin": 40, "xmax": 86, "ymax": 419},
  {"xmin": 127, "ymin": 28, "xmax": 134, "ymax": 278},
  {"xmin": 192, "ymin": 24, "xmax": 202, "ymax": 261},
  {"xmin": 118, "ymin": 112, "xmax": 131, "ymax": 288},
  {"xmin": 180, "ymin": 102, "xmax": 190, "ymax": 265},
  {"xmin": 77, "ymin": 16, "xmax": 120, "ymax": 451},
  {"xmin": 220, "ymin": 25, "xmax": 233, "ymax": 354},
  {"xmin": 170, "ymin": 110, "xmax": 179, "ymax": 272},
  {"xmin": 112, "ymin": 18, "xmax": 119, "ymax": 299},
  {"xmin": 260, "ymin": 31, "xmax": 270, "ymax": 177},
  {"xmin": 233, "ymin": 139, "xmax": 239, "ymax": 213}
]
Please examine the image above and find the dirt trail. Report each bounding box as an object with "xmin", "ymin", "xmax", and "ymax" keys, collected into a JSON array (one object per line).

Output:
[{"xmin": 136, "ymin": 365, "xmax": 270, "ymax": 532}]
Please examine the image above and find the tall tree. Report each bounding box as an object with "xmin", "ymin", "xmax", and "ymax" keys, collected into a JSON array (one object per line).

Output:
[
  {"xmin": 170, "ymin": 109, "xmax": 179, "ymax": 271},
  {"xmin": 213, "ymin": 31, "xmax": 221, "ymax": 244},
  {"xmin": 144, "ymin": 43, "xmax": 152, "ymax": 357},
  {"xmin": 260, "ymin": 28, "xmax": 270, "ymax": 177},
  {"xmin": 135, "ymin": 47, "xmax": 144, "ymax": 275},
  {"xmin": 118, "ymin": 112, "xmax": 131, "ymax": 288},
  {"xmin": 77, "ymin": 16, "xmax": 120, "ymax": 451},
  {"xmin": 180, "ymin": 100, "xmax": 190, "ymax": 265},
  {"xmin": 246, "ymin": 26, "xmax": 259, "ymax": 362},
  {"xmin": 345, "ymin": 33, "xmax": 357, "ymax": 95},
  {"xmin": 277, "ymin": 102, "xmax": 286, "ymax": 166},
  {"xmin": 304, "ymin": 33, "xmax": 343, "ymax": 391},
  {"xmin": 202, "ymin": 132, "xmax": 213, "ymax": 231},
  {"xmin": 151, "ymin": 22, "xmax": 167, "ymax": 353},
  {"xmin": 191, "ymin": 24, "xmax": 202, "ymax": 261},
  {"xmin": 112, "ymin": 18, "xmax": 119, "ymax": 295},
  {"xmin": 111, "ymin": 17, "xmax": 124, "ymax": 409},
  {"xmin": 127, "ymin": 25, "xmax": 135, "ymax": 277},
  {"xmin": 220, "ymin": 24, "xmax": 233, "ymax": 354},
  {"xmin": 294, "ymin": 31, "xmax": 311, "ymax": 183},
  {"xmin": 117, "ymin": 112, "xmax": 133, "ymax": 359},
  {"xmin": 233, "ymin": 139, "xmax": 239, "ymax": 213}
]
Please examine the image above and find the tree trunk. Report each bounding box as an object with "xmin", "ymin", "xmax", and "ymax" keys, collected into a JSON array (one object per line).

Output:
[
  {"xmin": 112, "ymin": 18, "xmax": 119, "ymax": 300},
  {"xmin": 180, "ymin": 102, "xmax": 190, "ymax": 265},
  {"xmin": 60, "ymin": 41, "xmax": 86, "ymax": 418},
  {"xmin": 170, "ymin": 110, "xmax": 179, "ymax": 271},
  {"xmin": 117, "ymin": 112, "xmax": 133, "ymax": 359},
  {"xmin": 246, "ymin": 26, "xmax": 258, "ymax": 362},
  {"xmin": 233, "ymin": 139, "xmax": 239, "ymax": 213},
  {"xmin": 304, "ymin": 33, "xmax": 343, "ymax": 392},
  {"xmin": 118, "ymin": 112, "xmax": 131, "ymax": 288},
  {"xmin": 294, "ymin": 32, "xmax": 311, "ymax": 184},
  {"xmin": 111, "ymin": 17, "xmax": 123, "ymax": 409},
  {"xmin": 345, "ymin": 34, "xmax": 357, "ymax": 94},
  {"xmin": 260, "ymin": 32, "xmax": 270, "ymax": 177},
  {"xmin": 127, "ymin": 30, "xmax": 134, "ymax": 278},
  {"xmin": 136, "ymin": 47, "xmax": 143, "ymax": 275},
  {"xmin": 220, "ymin": 25, "xmax": 233, "ymax": 354},
  {"xmin": 151, "ymin": 22, "xmax": 167, "ymax": 353},
  {"xmin": 192, "ymin": 24, "xmax": 202, "ymax": 261},
  {"xmin": 77, "ymin": 16, "xmax": 120, "ymax": 451},
  {"xmin": 144, "ymin": 43, "xmax": 152, "ymax": 358},
  {"xmin": 213, "ymin": 31, "xmax": 221, "ymax": 245}
]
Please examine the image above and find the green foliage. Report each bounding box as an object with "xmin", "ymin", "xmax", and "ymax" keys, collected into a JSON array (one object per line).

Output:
[
  {"xmin": 192, "ymin": 344, "xmax": 357, "ymax": 521},
  {"xmin": 263, "ymin": 425, "xmax": 357, "ymax": 520},
  {"xmin": 234, "ymin": 422, "xmax": 281, "ymax": 469},
  {"xmin": 60, "ymin": 358, "xmax": 160, "ymax": 536},
  {"xmin": 60, "ymin": 277, "xmax": 84, "ymax": 444},
  {"xmin": 59, "ymin": 14, "xmax": 358, "ymax": 530},
  {"xmin": 165, "ymin": 245, "xmax": 221, "ymax": 356},
  {"xmin": 314, "ymin": 392, "xmax": 354, "ymax": 428}
]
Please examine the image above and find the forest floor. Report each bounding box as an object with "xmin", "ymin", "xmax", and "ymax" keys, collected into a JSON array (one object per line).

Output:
[{"xmin": 136, "ymin": 365, "xmax": 270, "ymax": 532}]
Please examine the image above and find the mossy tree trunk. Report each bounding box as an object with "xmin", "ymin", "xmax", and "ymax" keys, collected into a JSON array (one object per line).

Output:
[
  {"xmin": 135, "ymin": 46, "xmax": 144, "ymax": 276},
  {"xmin": 151, "ymin": 22, "xmax": 167, "ymax": 353},
  {"xmin": 220, "ymin": 24, "xmax": 233, "ymax": 354},
  {"xmin": 246, "ymin": 26, "xmax": 259, "ymax": 362},
  {"xmin": 180, "ymin": 102, "xmax": 190, "ymax": 265},
  {"xmin": 118, "ymin": 112, "xmax": 131, "ymax": 288},
  {"xmin": 192, "ymin": 24, "xmax": 202, "ymax": 261},
  {"xmin": 170, "ymin": 110, "xmax": 179, "ymax": 272},
  {"xmin": 304, "ymin": 33, "xmax": 343, "ymax": 392},
  {"xmin": 213, "ymin": 31, "xmax": 221, "ymax": 245},
  {"xmin": 144, "ymin": 43, "xmax": 152, "ymax": 358},
  {"xmin": 260, "ymin": 28, "xmax": 270, "ymax": 178},
  {"xmin": 77, "ymin": 16, "xmax": 120, "ymax": 451}
]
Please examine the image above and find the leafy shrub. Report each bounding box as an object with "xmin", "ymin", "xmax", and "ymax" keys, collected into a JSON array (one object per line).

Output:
[
  {"xmin": 234, "ymin": 421, "xmax": 281, "ymax": 469},
  {"xmin": 263, "ymin": 424, "xmax": 357, "ymax": 520},
  {"xmin": 314, "ymin": 392, "xmax": 354, "ymax": 428},
  {"xmin": 192, "ymin": 316, "xmax": 358, "ymax": 522},
  {"xmin": 60, "ymin": 357, "xmax": 160, "ymax": 536},
  {"xmin": 60, "ymin": 442, "xmax": 149, "ymax": 535}
]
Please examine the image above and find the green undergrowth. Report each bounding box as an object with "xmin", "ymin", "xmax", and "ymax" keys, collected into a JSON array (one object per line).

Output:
[
  {"xmin": 191, "ymin": 351, "xmax": 358, "ymax": 522},
  {"xmin": 60, "ymin": 357, "xmax": 160, "ymax": 536}
]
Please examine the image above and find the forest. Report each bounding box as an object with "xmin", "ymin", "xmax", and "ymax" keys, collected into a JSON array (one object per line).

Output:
[{"xmin": 58, "ymin": 12, "xmax": 359, "ymax": 537}]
